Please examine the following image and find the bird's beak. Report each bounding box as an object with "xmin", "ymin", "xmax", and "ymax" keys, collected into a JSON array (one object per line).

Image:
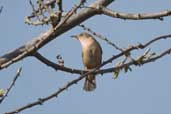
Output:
[{"xmin": 70, "ymin": 35, "xmax": 78, "ymax": 40}]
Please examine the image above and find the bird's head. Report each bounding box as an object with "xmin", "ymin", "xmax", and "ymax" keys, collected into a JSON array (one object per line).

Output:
[{"xmin": 71, "ymin": 32, "xmax": 93, "ymax": 41}]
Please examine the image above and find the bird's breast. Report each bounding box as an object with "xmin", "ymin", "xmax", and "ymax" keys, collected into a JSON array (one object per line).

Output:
[{"xmin": 82, "ymin": 44, "xmax": 102, "ymax": 69}]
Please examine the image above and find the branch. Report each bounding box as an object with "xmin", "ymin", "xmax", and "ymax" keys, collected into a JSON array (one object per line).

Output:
[
  {"xmin": 5, "ymin": 75, "xmax": 83, "ymax": 114},
  {"xmin": 98, "ymin": 6, "xmax": 171, "ymax": 20},
  {"xmin": 33, "ymin": 52, "xmax": 83, "ymax": 74},
  {"xmin": 5, "ymin": 34, "xmax": 171, "ymax": 114},
  {"xmin": 33, "ymin": 34, "xmax": 171, "ymax": 75},
  {"xmin": 93, "ymin": 34, "xmax": 171, "ymax": 72},
  {"xmin": 0, "ymin": 6, "xmax": 3, "ymax": 14},
  {"xmin": 5, "ymin": 48, "xmax": 171, "ymax": 114},
  {"xmin": 26, "ymin": 0, "xmax": 85, "ymax": 26},
  {"xmin": 5, "ymin": 61, "xmax": 105, "ymax": 114},
  {"xmin": 96, "ymin": 48, "xmax": 171, "ymax": 74},
  {"xmin": 53, "ymin": 0, "xmax": 86, "ymax": 30},
  {"xmin": 0, "ymin": 0, "xmax": 114, "ymax": 70},
  {"xmin": 79, "ymin": 24, "xmax": 123, "ymax": 51},
  {"xmin": 0, "ymin": 67, "xmax": 22, "ymax": 104},
  {"xmin": 27, "ymin": 0, "xmax": 61, "ymax": 19}
]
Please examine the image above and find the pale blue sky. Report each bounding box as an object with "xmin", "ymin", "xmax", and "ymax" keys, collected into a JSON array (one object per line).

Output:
[{"xmin": 0, "ymin": 1, "xmax": 171, "ymax": 114}]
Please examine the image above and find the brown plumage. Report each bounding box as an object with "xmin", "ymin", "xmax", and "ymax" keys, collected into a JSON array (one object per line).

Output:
[{"xmin": 72, "ymin": 32, "xmax": 102, "ymax": 91}]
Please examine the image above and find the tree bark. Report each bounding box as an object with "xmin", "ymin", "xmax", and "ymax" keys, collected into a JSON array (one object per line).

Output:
[{"xmin": 0, "ymin": 0, "xmax": 114, "ymax": 70}]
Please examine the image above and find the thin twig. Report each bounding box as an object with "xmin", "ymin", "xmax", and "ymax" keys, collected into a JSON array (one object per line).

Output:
[
  {"xmin": 29, "ymin": 0, "xmax": 41, "ymax": 21},
  {"xmin": 54, "ymin": 0, "xmax": 86, "ymax": 30},
  {"xmin": 0, "ymin": 6, "xmax": 3, "ymax": 14},
  {"xmin": 79, "ymin": 24, "xmax": 123, "ymax": 51},
  {"xmin": 56, "ymin": 0, "xmax": 63, "ymax": 21},
  {"xmin": 28, "ymin": 0, "xmax": 57, "ymax": 18},
  {"xmin": 0, "ymin": 67, "xmax": 22, "ymax": 104}
]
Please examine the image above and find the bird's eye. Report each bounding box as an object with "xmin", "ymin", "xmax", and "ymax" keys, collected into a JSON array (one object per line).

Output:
[
  {"xmin": 85, "ymin": 33, "xmax": 91, "ymax": 38},
  {"xmin": 79, "ymin": 33, "xmax": 83, "ymax": 37}
]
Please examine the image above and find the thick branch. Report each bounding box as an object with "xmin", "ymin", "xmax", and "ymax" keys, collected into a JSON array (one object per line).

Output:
[
  {"xmin": 0, "ymin": 0, "xmax": 114, "ymax": 70},
  {"xmin": 98, "ymin": 6, "xmax": 171, "ymax": 20}
]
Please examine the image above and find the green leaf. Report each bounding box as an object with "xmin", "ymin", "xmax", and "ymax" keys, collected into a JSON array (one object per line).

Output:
[
  {"xmin": 113, "ymin": 69, "xmax": 120, "ymax": 79},
  {"xmin": 0, "ymin": 89, "xmax": 5, "ymax": 97},
  {"xmin": 56, "ymin": 0, "xmax": 61, "ymax": 4}
]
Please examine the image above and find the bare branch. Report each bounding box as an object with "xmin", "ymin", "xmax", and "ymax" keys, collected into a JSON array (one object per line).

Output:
[
  {"xmin": 5, "ymin": 62, "xmax": 103, "ymax": 114},
  {"xmin": 98, "ymin": 6, "xmax": 171, "ymax": 20},
  {"xmin": 53, "ymin": 0, "xmax": 87, "ymax": 29},
  {"xmin": 33, "ymin": 34, "xmax": 171, "ymax": 75},
  {"xmin": 5, "ymin": 75, "xmax": 84, "ymax": 114},
  {"xmin": 98, "ymin": 34, "xmax": 171, "ymax": 70},
  {"xmin": 27, "ymin": 0, "xmax": 61, "ymax": 19},
  {"xmin": 1, "ymin": 1, "xmax": 171, "ymax": 114},
  {"xmin": 5, "ymin": 48, "xmax": 171, "ymax": 114},
  {"xmin": 0, "ymin": 67, "xmax": 22, "ymax": 104},
  {"xmin": 96, "ymin": 48, "xmax": 171, "ymax": 74},
  {"xmin": 33, "ymin": 52, "xmax": 83, "ymax": 74},
  {"xmin": 26, "ymin": 0, "xmax": 84, "ymax": 26},
  {"xmin": 79, "ymin": 24, "xmax": 123, "ymax": 51},
  {"xmin": 4, "ymin": 33, "xmax": 171, "ymax": 114},
  {"xmin": 0, "ymin": 0, "xmax": 114, "ymax": 70}
]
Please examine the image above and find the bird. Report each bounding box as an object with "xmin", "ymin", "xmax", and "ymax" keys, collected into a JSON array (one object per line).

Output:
[{"xmin": 71, "ymin": 32, "xmax": 102, "ymax": 91}]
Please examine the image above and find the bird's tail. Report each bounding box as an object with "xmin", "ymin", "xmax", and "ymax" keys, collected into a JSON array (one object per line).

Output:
[{"xmin": 83, "ymin": 74, "xmax": 96, "ymax": 91}]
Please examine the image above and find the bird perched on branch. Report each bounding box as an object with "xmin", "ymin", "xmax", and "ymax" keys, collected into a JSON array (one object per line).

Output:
[{"xmin": 71, "ymin": 32, "xmax": 102, "ymax": 91}]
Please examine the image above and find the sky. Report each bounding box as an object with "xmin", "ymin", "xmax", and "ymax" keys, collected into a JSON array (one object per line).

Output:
[{"xmin": 0, "ymin": 0, "xmax": 171, "ymax": 114}]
